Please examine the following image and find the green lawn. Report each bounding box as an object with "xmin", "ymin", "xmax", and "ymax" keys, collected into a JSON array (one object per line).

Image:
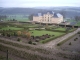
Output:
[
  {"xmin": 30, "ymin": 30, "xmax": 65, "ymax": 43},
  {"xmin": 76, "ymin": 21, "xmax": 80, "ymax": 26},
  {"xmin": 0, "ymin": 27, "xmax": 23, "ymax": 30},
  {"xmin": 54, "ymin": 27, "xmax": 66, "ymax": 31},
  {"xmin": 30, "ymin": 30, "xmax": 65, "ymax": 36},
  {"xmin": 5, "ymin": 15, "xmax": 29, "ymax": 22}
]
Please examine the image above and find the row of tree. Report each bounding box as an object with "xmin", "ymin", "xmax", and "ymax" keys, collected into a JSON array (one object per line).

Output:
[
  {"xmin": 0, "ymin": 15, "xmax": 7, "ymax": 20},
  {"xmin": 75, "ymin": 16, "xmax": 80, "ymax": 22}
]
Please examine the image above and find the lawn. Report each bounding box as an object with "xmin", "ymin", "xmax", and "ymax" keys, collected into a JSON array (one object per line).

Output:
[
  {"xmin": 54, "ymin": 27, "xmax": 66, "ymax": 31},
  {"xmin": 29, "ymin": 30, "xmax": 65, "ymax": 43},
  {"xmin": 75, "ymin": 21, "xmax": 80, "ymax": 26},
  {"xmin": 30, "ymin": 30, "xmax": 65, "ymax": 36},
  {"xmin": 0, "ymin": 27, "xmax": 24, "ymax": 30},
  {"xmin": 5, "ymin": 15, "xmax": 29, "ymax": 22}
]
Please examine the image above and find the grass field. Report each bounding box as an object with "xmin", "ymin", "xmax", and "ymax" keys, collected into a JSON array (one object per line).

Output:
[
  {"xmin": 54, "ymin": 27, "xmax": 66, "ymax": 31},
  {"xmin": 5, "ymin": 15, "xmax": 29, "ymax": 22},
  {"xmin": 0, "ymin": 27, "xmax": 23, "ymax": 30},
  {"xmin": 76, "ymin": 21, "xmax": 80, "ymax": 26},
  {"xmin": 30, "ymin": 30, "xmax": 65, "ymax": 36}
]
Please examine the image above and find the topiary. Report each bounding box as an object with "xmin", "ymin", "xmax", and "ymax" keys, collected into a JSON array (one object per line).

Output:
[
  {"xmin": 17, "ymin": 38, "xmax": 21, "ymax": 42},
  {"xmin": 28, "ymin": 41, "xmax": 32, "ymax": 44},
  {"xmin": 69, "ymin": 42, "xmax": 71, "ymax": 45}
]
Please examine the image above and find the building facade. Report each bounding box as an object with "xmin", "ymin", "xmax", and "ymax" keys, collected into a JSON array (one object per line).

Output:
[{"xmin": 33, "ymin": 11, "xmax": 63, "ymax": 24}]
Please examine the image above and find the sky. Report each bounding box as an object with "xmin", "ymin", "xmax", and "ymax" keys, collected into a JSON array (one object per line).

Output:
[{"xmin": 0, "ymin": 0, "xmax": 80, "ymax": 7}]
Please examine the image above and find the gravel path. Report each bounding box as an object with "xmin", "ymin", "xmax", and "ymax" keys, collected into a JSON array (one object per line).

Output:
[{"xmin": 42, "ymin": 28, "xmax": 80, "ymax": 48}]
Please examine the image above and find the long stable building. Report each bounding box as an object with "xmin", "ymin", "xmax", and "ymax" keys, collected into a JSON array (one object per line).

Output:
[{"xmin": 33, "ymin": 11, "xmax": 63, "ymax": 24}]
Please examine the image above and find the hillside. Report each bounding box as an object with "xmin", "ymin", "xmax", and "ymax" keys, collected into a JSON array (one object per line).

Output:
[
  {"xmin": 0, "ymin": 7, "xmax": 80, "ymax": 18},
  {"xmin": 0, "ymin": 8, "xmax": 45, "ymax": 15}
]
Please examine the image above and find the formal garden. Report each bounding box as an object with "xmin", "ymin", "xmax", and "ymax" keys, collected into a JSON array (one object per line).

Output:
[
  {"xmin": 0, "ymin": 22, "xmax": 76, "ymax": 45},
  {"xmin": 0, "ymin": 22, "xmax": 80, "ymax": 60}
]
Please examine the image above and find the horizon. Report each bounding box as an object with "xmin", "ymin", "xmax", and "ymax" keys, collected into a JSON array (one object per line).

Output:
[
  {"xmin": 0, "ymin": 6, "xmax": 80, "ymax": 8},
  {"xmin": 0, "ymin": 0, "xmax": 80, "ymax": 8}
]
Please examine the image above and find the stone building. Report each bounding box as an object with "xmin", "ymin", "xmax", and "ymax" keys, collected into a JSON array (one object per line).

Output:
[{"xmin": 33, "ymin": 11, "xmax": 63, "ymax": 24}]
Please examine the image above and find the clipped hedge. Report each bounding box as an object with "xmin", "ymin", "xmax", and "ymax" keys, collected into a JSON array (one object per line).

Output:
[{"xmin": 40, "ymin": 34, "xmax": 66, "ymax": 44}]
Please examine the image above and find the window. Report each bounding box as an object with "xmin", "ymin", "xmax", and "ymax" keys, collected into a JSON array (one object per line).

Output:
[{"xmin": 48, "ymin": 19, "xmax": 49, "ymax": 22}]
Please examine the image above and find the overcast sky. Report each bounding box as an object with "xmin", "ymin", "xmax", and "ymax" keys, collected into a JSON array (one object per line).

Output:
[{"xmin": 0, "ymin": 0, "xmax": 80, "ymax": 7}]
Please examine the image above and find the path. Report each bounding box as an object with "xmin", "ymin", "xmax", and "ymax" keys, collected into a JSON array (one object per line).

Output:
[{"xmin": 42, "ymin": 28, "xmax": 80, "ymax": 48}]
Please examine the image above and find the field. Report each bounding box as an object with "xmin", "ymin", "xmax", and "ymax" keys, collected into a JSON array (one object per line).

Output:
[
  {"xmin": 67, "ymin": 19, "xmax": 80, "ymax": 26},
  {"xmin": 30, "ymin": 30, "xmax": 65, "ymax": 36},
  {"xmin": 54, "ymin": 27, "xmax": 66, "ymax": 31},
  {"xmin": 76, "ymin": 21, "xmax": 80, "ymax": 26},
  {"xmin": 6, "ymin": 15, "xmax": 29, "ymax": 22}
]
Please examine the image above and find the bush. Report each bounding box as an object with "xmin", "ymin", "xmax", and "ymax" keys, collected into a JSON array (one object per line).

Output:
[
  {"xmin": 69, "ymin": 42, "xmax": 71, "ymax": 45},
  {"xmin": 77, "ymin": 32, "xmax": 80, "ymax": 34},
  {"xmin": 35, "ymin": 39, "xmax": 39, "ymax": 42},
  {"xmin": 13, "ymin": 32, "xmax": 18, "ymax": 36},
  {"xmin": 1, "ymin": 33, "xmax": 5, "ymax": 36},
  {"xmin": 28, "ymin": 41, "xmax": 32, "ymax": 44},
  {"xmin": 32, "ymin": 42, "xmax": 37, "ymax": 45},
  {"xmin": 7, "ymin": 33, "xmax": 11, "ymax": 37},
  {"xmin": 57, "ymin": 44, "xmax": 60, "ymax": 46},
  {"xmin": 17, "ymin": 38, "xmax": 21, "ymax": 42},
  {"xmin": 74, "ymin": 38, "xmax": 78, "ymax": 41}
]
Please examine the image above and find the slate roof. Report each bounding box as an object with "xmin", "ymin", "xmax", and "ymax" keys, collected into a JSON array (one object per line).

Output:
[{"xmin": 33, "ymin": 11, "xmax": 62, "ymax": 18}]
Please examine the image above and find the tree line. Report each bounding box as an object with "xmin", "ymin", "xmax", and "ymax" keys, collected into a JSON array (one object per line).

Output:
[{"xmin": 0, "ymin": 15, "xmax": 7, "ymax": 20}]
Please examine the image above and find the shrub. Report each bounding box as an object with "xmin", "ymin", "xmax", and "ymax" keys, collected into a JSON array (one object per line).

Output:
[
  {"xmin": 77, "ymin": 32, "xmax": 80, "ymax": 34},
  {"xmin": 32, "ymin": 42, "xmax": 37, "ymax": 45},
  {"xmin": 28, "ymin": 41, "xmax": 32, "ymax": 44},
  {"xmin": 75, "ymin": 38, "xmax": 78, "ymax": 39},
  {"xmin": 69, "ymin": 42, "xmax": 71, "ymax": 45},
  {"xmin": 57, "ymin": 44, "xmax": 60, "ymax": 46},
  {"xmin": 7, "ymin": 33, "xmax": 11, "ymax": 37},
  {"xmin": 17, "ymin": 38, "xmax": 21, "ymax": 42},
  {"xmin": 1, "ymin": 33, "xmax": 5, "ymax": 36},
  {"xmin": 74, "ymin": 38, "xmax": 78, "ymax": 41},
  {"xmin": 35, "ymin": 39, "xmax": 39, "ymax": 42},
  {"xmin": 13, "ymin": 32, "xmax": 18, "ymax": 36},
  {"xmin": 74, "ymin": 39, "xmax": 76, "ymax": 41}
]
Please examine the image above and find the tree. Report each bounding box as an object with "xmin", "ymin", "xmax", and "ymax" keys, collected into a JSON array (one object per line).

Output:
[
  {"xmin": 22, "ymin": 31, "xmax": 27, "ymax": 37},
  {"xmin": 27, "ymin": 32, "xmax": 31, "ymax": 39},
  {"xmin": 0, "ymin": 15, "xmax": 7, "ymax": 20},
  {"xmin": 17, "ymin": 31, "xmax": 22, "ymax": 36},
  {"xmin": 75, "ymin": 16, "xmax": 80, "ymax": 22},
  {"xmin": 28, "ymin": 14, "xmax": 33, "ymax": 21},
  {"xmin": 65, "ymin": 27, "xmax": 70, "ymax": 33}
]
